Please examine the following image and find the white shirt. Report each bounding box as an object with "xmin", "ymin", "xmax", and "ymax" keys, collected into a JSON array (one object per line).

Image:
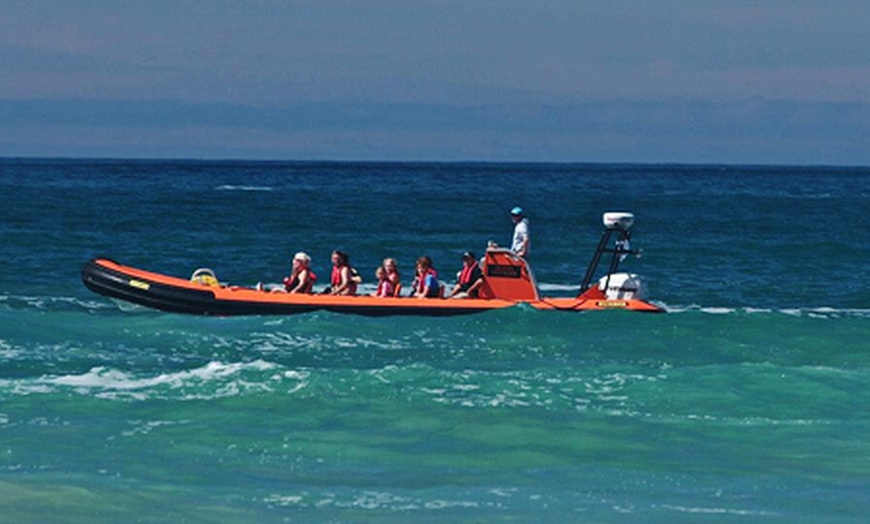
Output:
[{"xmin": 511, "ymin": 218, "xmax": 530, "ymax": 255}]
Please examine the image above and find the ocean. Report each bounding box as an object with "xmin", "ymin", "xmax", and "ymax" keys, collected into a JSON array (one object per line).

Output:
[{"xmin": 0, "ymin": 159, "xmax": 868, "ymax": 523}]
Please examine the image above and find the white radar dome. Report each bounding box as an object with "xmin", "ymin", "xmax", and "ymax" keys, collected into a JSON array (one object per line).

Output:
[{"xmin": 603, "ymin": 212, "xmax": 635, "ymax": 230}]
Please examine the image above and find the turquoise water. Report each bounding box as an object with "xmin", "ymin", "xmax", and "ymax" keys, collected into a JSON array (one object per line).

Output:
[{"xmin": 1, "ymin": 159, "xmax": 868, "ymax": 522}]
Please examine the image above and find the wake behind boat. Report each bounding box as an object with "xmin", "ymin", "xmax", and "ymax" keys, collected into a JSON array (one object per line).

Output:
[{"xmin": 82, "ymin": 212, "xmax": 664, "ymax": 315}]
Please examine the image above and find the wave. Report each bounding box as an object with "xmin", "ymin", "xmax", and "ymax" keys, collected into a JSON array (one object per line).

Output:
[
  {"xmin": 1, "ymin": 360, "xmax": 308, "ymax": 401},
  {"xmin": 3, "ymin": 289, "xmax": 868, "ymax": 321},
  {"xmin": 0, "ymin": 360, "xmax": 673, "ymax": 413},
  {"xmin": 657, "ymin": 505, "xmax": 777, "ymax": 517},
  {"xmin": 0, "ymin": 338, "xmax": 21, "ymax": 359},
  {"xmin": 262, "ymin": 490, "xmax": 486, "ymax": 511},
  {"xmin": 537, "ymin": 283, "xmax": 579, "ymax": 292},
  {"xmin": 658, "ymin": 304, "xmax": 870, "ymax": 318},
  {"xmin": 0, "ymin": 294, "xmax": 116, "ymax": 312},
  {"xmin": 215, "ymin": 184, "xmax": 274, "ymax": 192}
]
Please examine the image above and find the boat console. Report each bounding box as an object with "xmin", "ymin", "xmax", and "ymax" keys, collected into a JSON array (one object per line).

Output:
[{"xmin": 478, "ymin": 248, "xmax": 539, "ymax": 301}]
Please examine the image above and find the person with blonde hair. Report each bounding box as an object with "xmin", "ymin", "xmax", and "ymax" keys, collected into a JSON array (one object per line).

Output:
[
  {"xmin": 282, "ymin": 252, "xmax": 317, "ymax": 293},
  {"xmin": 382, "ymin": 257, "xmax": 401, "ymax": 297},
  {"xmin": 372, "ymin": 266, "xmax": 394, "ymax": 298}
]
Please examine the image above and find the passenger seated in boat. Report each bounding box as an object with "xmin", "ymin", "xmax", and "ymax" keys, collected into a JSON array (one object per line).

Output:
[
  {"xmin": 330, "ymin": 250, "xmax": 359, "ymax": 295},
  {"xmin": 372, "ymin": 266, "xmax": 394, "ymax": 298},
  {"xmin": 447, "ymin": 251, "xmax": 484, "ymax": 299},
  {"xmin": 281, "ymin": 252, "xmax": 317, "ymax": 293},
  {"xmin": 412, "ymin": 256, "xmax": 441, "ymax": 298},
  {"xmin": 383, "ymin": 258, "xmax": 402, "ymax": 297}
]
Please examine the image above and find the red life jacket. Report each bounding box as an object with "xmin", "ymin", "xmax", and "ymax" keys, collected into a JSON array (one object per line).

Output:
[
  {"xmin": 458, "ymin": 261, "xmax": 479, "ymax": 285},
  {"xmin": 415, "ymin": 268, "xmax": 439, "ymax": 295},
  {"xmin": 376, "ymin": 279, "xmax": 394, "ymax": 297},
  {"xmin": 285, "ymin": 269, "xmax": 317, "ymax": 293},
  {"xmin": 331, "ymin": 265, "xmax": 357, "ymax": 294}
]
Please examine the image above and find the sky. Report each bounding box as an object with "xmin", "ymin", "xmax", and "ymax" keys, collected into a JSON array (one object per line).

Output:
[{"xmin": 1, "ymin": 1, "xmax": 868, "ymax": 165}]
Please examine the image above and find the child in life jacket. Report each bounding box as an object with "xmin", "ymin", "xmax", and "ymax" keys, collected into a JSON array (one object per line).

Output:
[
  {"xmin": 372, "ymin": 266, "xmax": 394, "ymax": 298},
  {"xmin": 382, "ymin": 258, "xmax": 401, "ymax": 297},
  {"xmin": 412, "ymin": 256, "xmax": 441, "ymax": 298}
]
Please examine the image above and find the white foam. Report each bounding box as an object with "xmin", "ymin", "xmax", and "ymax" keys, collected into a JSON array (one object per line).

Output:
[
  {"xmin": 122, "ymin": 419, "xmax": 188, "ymax": 437},
  {"xmin": 263, "ymin": 494, "xmax": 305, "ymax": 506},
  {"xmin": 658, "ymin": 304, "xmax": 870, "ymax": 318},
  {"xmin": 0, "ymin": 294, "xmax": 115, "ymax": 311},
  {"xmin": 659, "ymin": 504, "xmax": 777, "ymax": 517},
  {"xmin": 701, "ymin": 307, "xmax": 734, "ymax": 315},
  {"xmin": 0, "ymin": 339, "xmax": 22, "ymax": 359},
  {"xmin": 50, "ymin": 360, "xmax": 273, "ymax": 390},
  {"xmin": 262, "ymin": 490, "xmax": 485, "ymax": 512},
  {"xmin": 29, "ymin": 360, "xmax": 301, "ymax": 401},
  {"xmin": 215, "ymin": 184, "xmax": 274, "ymax": 191},
  {"xmin": 112, "ymin": 299, "xmax": 151, "ymax": 312},
  {"xmin": 537, "ymin": 283, "xmax": 580, "ymax": 292}
]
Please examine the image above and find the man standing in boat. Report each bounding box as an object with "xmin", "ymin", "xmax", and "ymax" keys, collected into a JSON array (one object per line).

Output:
[{"xmin": 510, "ymin": 207, "xmax": 530, "ymax": 258}]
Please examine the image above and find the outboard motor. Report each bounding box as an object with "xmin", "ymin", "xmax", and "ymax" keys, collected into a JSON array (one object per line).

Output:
[
  {"xmin": 597, "ymin": 272, "xmax": 649, "ymax": 300},
  {"xmin": 579, "ymin": 212, "xmax": 649, "ymax": 298}
]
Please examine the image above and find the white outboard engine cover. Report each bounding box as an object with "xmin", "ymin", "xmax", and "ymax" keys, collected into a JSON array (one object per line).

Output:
[
  {"xmin": 603, "ymin": 212, "xmax": 634, "ymax": 231},
  {"xmin": 598, "ymin": 273, "xmax": 648, "ymax": 300}
]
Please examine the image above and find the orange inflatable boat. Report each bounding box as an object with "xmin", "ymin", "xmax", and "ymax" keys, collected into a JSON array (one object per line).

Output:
[{"xmin": 82, "ymin": 212, "xmax": 664, "ymax": 315}]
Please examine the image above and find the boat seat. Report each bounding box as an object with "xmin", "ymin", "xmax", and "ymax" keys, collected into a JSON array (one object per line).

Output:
[{"xmin": 190, "ymin": 268, "xmax": 220, "ymax": 286}]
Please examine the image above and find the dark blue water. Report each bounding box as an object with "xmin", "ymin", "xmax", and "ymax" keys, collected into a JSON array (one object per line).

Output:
[{"xmin": 0, "ymin": 159, "xmax": 868, "ymax": 522}]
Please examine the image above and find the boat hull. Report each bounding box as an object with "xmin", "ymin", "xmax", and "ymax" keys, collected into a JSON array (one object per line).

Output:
[
  {"xmin": 81, "ymin": 259, "xmax": 518, "ymax": 316},
  {"xmin": 82, "ymin": 258, "xmax": 664, "ymax": 316}
]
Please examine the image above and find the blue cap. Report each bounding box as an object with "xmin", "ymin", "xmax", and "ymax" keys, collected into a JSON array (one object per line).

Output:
[{"xmin": 510, "ymin": 206, "xmax": 523, "ymax": 216}]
